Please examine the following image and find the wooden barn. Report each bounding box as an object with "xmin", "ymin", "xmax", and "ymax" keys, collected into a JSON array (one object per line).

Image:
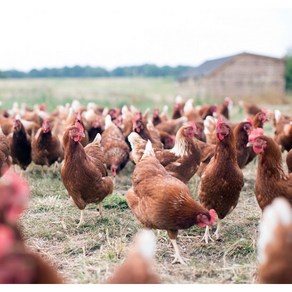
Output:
[{"xmin": 177, "ymin": 52, "xmax": 285, "ymax": 102}]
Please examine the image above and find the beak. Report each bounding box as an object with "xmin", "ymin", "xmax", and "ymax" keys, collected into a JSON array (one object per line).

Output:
[
  {"xmin": 246, "ymin": 141, "xmax": 254, "ymax": 147},
  {"xmin": 82, "ymin": 132, "xmax": 85, "ymax": 138}
]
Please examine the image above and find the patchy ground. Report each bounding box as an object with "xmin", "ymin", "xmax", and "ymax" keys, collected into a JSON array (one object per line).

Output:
[{"xmin": 19, "ymin": 157, "xmax": 265, "ymax": 284}]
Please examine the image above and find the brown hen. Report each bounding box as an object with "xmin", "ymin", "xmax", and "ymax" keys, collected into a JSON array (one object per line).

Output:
[
  {"xmin": 198, "ymin": 118, "xmax": 244, "ymax": 243},
  {"xmin": 61, "ymin": 120, "xmax": 114, "ymax": 227},
  {"xmin": 126, "ymin": 140, "xmax": 216, "ymax": 264}
]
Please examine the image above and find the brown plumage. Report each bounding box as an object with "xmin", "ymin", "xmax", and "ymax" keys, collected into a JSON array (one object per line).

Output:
[
  {"xmin": 0, "ymin": 126, "xmax": 12, "ymax": 176},
  {"xmin": 198, "ymin": 119, "xmax": 244, "ymax": 243},
  {"xmin": 233, "ymin": 121, "xmax": 253, "ymax": 168},
  {"xmin": 247, "ymin": 130, "xmax": 292, "ymax": 210},
  {"xmin": 61, "ymin": 120, "xmax": 114, "ymax": 227},
  {"xmin": 257, "ymin": 198, "xmax": 292, "ymax": 284},
  {"xmin": 155, "ymin": 123, "xmax": 202, "ymax": 183},
  {"xmin": 101, "ymin": 115, "xmax": 130, "ymax": 177},
  {"xmin": 243, "ymin": 110, "xmax": 270, "ymax": 167},
  {"xmin": 129, "ymin": 123, "xmax": 202, "ymax": 184},
  {"xmin": 31, "ymin": 119, "xmax": 64, "ymax": 167},
  {"xmin": 155, "ymin": 116, "xmax": 187, "ymax": 136},
  {"xmin": 8, "ymin": 118, "xmax": 32, "ymax": 170},
  {"xmin": 126, "ymin": 140, "xmax": 216, "ymax": 264},
  {"xmin": 287, "ymin": 149, "xmax": 292, "ymax": 173},
  {"xmin": 0, "ymin": 115, "xmax": 14, "ymax": 136},
  {"xmin": 132, "ymin": 111, "xmax": 163, "ymax": 149},
  {"xmin": 216, "ymin": 97, "xmax": 233, "ymax": 120},
  {"xmin": 0, "ymin": 239, "xmax": 64, "ymax": 284},
  {"xmin": 106, "ymin": 230, "xmax": 160, "ymax": 284},
  {"xmin": 239, "ymin": 100, "xmax": 262, "ymax": 117}
]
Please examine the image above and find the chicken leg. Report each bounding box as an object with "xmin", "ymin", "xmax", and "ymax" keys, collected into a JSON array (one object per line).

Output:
[
  {"xmin": 167, "ymin": 230, "xmax": 186, "ymax": 265},
  {"xmin": 98, "ymin": 202, "xmax": 103, "ymax": 217},
  {"xmin": 77, "ymin": 210, "xmax": 84, "ymax": 228},
  {"xmin": 214, "ymin": 219, "xmax": 221, "ymax": 240}
]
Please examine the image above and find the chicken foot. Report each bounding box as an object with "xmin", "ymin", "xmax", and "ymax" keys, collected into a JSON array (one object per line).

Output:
[
  {"xmin": 201, "ymin": 225, "xmax": 214, "ymax": 244},
  {"xmin": 170, "ymin": 239, "xmax": 187, "ymax": 265}
]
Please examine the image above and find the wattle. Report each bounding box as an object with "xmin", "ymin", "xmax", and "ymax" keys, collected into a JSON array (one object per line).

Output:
[{"xmin": 216, "ymin": 133, "xmax": 225, "ymax": 141}]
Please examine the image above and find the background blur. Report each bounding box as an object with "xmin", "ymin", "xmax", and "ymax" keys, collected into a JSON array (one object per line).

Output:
[{"xmin": 0, "ymin": 0, "xmax": 291, "ymax": 109}]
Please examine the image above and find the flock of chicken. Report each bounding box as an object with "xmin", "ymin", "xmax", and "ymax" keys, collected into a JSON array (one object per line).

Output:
[{"xmin": 0, "ymin": 96, "xmax": 292, "ymax": 284}]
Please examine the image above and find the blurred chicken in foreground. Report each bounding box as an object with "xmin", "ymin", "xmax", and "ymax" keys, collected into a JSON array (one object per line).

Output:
[
  {"xmin": 0, "ymin": 170, "xmax": 63, "ymax": 284},
  {"xmin": 106, "ymin": 230, "xmax": 160, "ymax": 284},
  {"xmin": 257, "ymin": 197, "xmax": 292, "ymax": 284}
]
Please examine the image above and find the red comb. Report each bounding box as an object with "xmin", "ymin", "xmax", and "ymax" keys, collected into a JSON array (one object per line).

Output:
[
  {"xmin": 74, "ymin": 120, "xmax": 84, "ymax": 133},
  {"xmin": 248, "ymin": 128, "xmax": 264, "ymax": 142},
  {"xmin": 39, "ymin": 104, "xmax": 46, "ymax": 111},
  {"xmin": 216, "ymin": 116, "xmax": 223, "ymax": 129}
]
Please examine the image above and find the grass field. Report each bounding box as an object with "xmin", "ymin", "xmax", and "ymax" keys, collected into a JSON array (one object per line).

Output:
[{"xmin": 1, "ymin": 77, "xmax": 291, "ymax": 284}]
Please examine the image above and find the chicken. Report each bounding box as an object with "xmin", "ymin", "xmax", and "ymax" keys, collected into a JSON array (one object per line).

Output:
[
  {"xmin": 252, "ymin": 109, "xmax": 270, "ymax": 129},
  {"xmin": 101, "ymin": 115, "xmax": 130, "ymax": 177},
  {"xmin": 61, "ymin": 120, "xmax": 114, "ymax": 227},
  {"xmin": 152, "ymin": 108, "xmax": 162, "ymax": 126},
  {"xmin": 233, "ymin": 120, "xmax": 253, "ymax": 168},
  {"xmin": 0, "ymin": 126, "xmax": 12, "ymax": 176},
  {"xmin": 0, "ymin": 170, "xmax": 30, "ymax": 224},
  {"xmin": 0, "ymin": 223, "xmax": 64, "ymax": 284},
  {"xmin": 155, "ymin": 123, "xmax": 202, "ymax": 184},
  {"xmin": 243, "ymin": 110, "xmax": 270, "ymax": 167},
  {"xmin": 171, "ymin": 95, "xmax": 184, "ymax": 119},
  {"xmin": 182, "ymin": 99, "xmax": 201, "ymax": 122},
  {"xmin": 273, "ymin": 110, "xmax": 292, "ymax": 152},
  {"xmin": 287, "ymin": 149, "xmax": 292, "ymax": 173},
  {"xmin": 275, "ymin": 122, "xmax": 292, "ymax": 152},
  {"xmin": 8, "ymin": 116, "xmax": 32, "ymax": 170},
  {"xmin": 238, "ymin": 100, "xmax": 262, "ymax": 117},
  {"xmin": 129, "ymin": 123, "xmax": 202, "ymax": 184},
  {"xmin": 106, "ymin": 230, "xmax": 160, "ymax": 284},
  {"xmin": 203, "ymin": 116, "xmax": 217, "ymax": 144},
  {"xmin": 216, "ymin": 97, "xmax": 233, "ymax": 120},
  {"xmin": 199, "ymin": 105, "xmax": 218, "ymax": 120},
  {"xmin": 128, "ymin": 132, "xmax": 147, "ymax": 164},
  {"xmin": 246, "ymin": 128, "xmax": 292, "ymax": 210},
  {"xmin": 31, "ymin": 119, "xmax": 64, "ymax": 167},
  {"xmin": 155, "ymin": 116, "xmax": 187, "ymax": 136},
  {"xmin": 0, "ymin": 115, "xmax": 14, "ymax": 136},
  {"xmin": 257, "ymin": 197, "xmax": 292, "ymax": 284},
  {"xmin": 198, "ymin": 118, "xmax": 244, "ymax": 243},
  {"xmin": 126, "ymin": 140, "xmax": 216, "ymax": 264},
  {"xmin": 132, "ymin": 111, "xmax": 163, "ymax": 149},
  {"xmin": 0, "ymin": 170, "xmax": 63, "ymax": 284}
]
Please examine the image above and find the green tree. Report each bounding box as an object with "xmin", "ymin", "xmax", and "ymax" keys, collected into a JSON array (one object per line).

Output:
[{"xmin": 285, "ymin": 50, "xmax": 292, "ymax": 91}]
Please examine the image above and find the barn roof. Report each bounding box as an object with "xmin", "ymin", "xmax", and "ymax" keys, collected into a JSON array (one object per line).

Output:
[{"xmin": 178, "ymin": 52, "xmax": 283, "ymax": 81}]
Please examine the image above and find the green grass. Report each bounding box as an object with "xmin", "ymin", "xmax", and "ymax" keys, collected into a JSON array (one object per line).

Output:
[
  {"xmin": 18, "ymin": 158, "xmax": 263, "ymax": 284},
  {"xmin": 0, "ymin": 77, "xmax": 178, "ymax": 112}
]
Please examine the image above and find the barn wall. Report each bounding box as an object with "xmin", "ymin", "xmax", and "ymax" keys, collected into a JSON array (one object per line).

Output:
[{"xmin": 178, "ymin": 54, "xmax": 285, "ymax": 103}]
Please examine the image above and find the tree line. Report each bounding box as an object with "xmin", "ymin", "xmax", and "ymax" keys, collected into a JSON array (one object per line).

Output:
[
  {"xmin": 1, "ymin": 56, "xmax": 292, "ymax": 91},
  {"xmin": 0, "ymin": 64, "xmax": 194, "ymax": 79}
]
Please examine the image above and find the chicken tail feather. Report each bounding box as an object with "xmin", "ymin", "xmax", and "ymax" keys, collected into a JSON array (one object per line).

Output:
[{"xmin": 134, "ymin": 229, "xmax": 156, "ymax": 260}]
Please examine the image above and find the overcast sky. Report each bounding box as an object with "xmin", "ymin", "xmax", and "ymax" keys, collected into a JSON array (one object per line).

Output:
[{"xmin": 0, "ymin": 0, "xmax": 292, "ymax": 71}]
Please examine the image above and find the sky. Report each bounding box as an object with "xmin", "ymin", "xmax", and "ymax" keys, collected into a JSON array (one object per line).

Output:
[{"xmin": 0, "ymin": 0, "xmax": 292, "ymax": 71}]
